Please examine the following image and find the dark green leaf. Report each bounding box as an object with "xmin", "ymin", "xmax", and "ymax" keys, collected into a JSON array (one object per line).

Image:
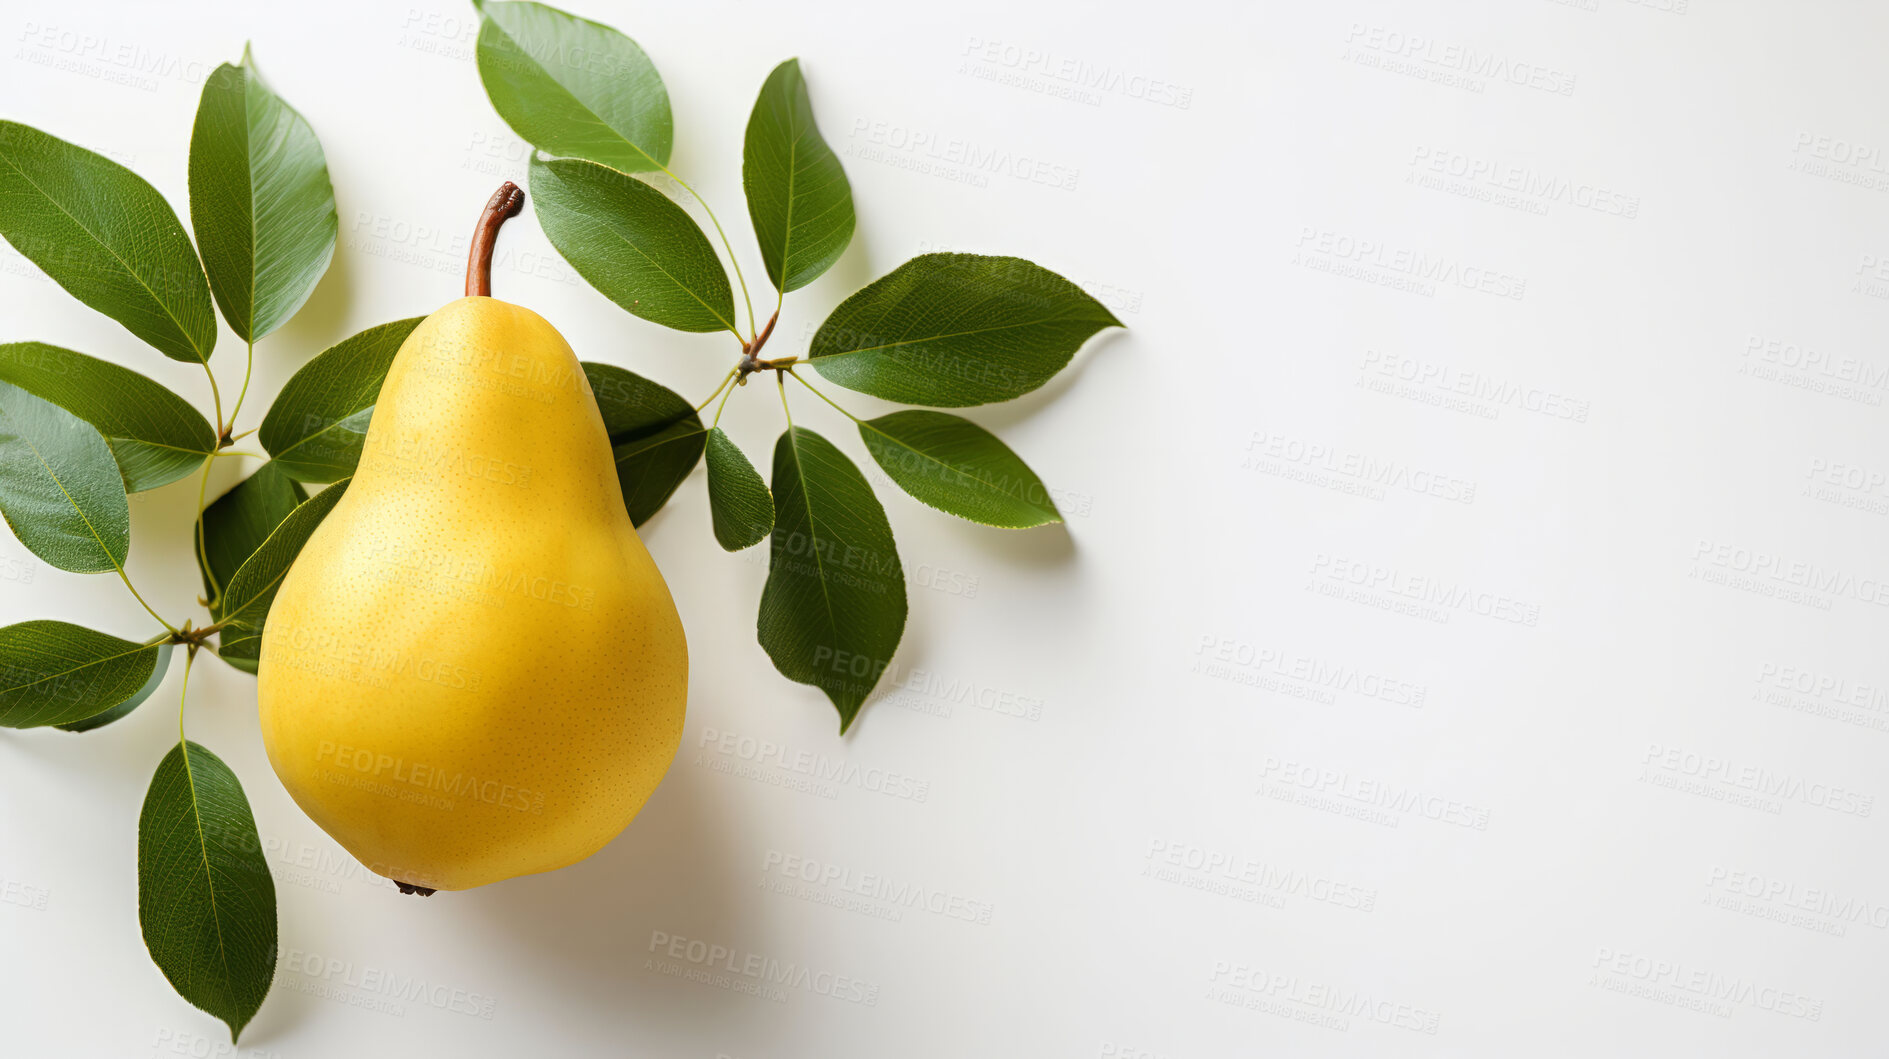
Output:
[
  {"xmin": 259, "ymin": 318, "xmax": 423, "ymax": 482},
  {"xmin": 0, "ymin": 121, "xmax": 216, "ymax": 363},
  {"xmin": 584, "ymin": 361, "xmax": 693, "ymax": 436},
  {"xmin": 743, "ymin": 58, "xmax": 854, "ymax": 293},
  {"xmin": 139, "ymin": 740, "xmax": 277, "ymax": 1042},
  {"xmin": 705, "ymin": 428, "xmax": 771, "ymax": 550},
  {"xmin": 215, "ymin": 636, "xmax": 261, "ymax": 676},
  {"xmin": 217, "ymin": 479, "xmax": 348, "ymax": 643},
  {"xmin": 214, "ymin": 470, "xmax": 344, "ymax": 672},
  {"xmin": 612, "ymin": 419, "xmax": 704, "ymax": 526},
  {"xmin": 0, "ymin": 621, "xmax": 166, "ymax": 728},
  {"xmin": 529, "ymin": 154, "xmax": 736, "ymax": 334},
  {"xmin": 811, "ymin": 253, "xmax": 1121, "ymax": 406},
  {"xmin": 56, "ymin": 643, "xmax": 172, "ymax": 732},
  {"xmin": 0, "ymin": 381, "xmax": 129, "ymax": 574},
  {"xmin": 197, "ymin": 462, "xmax": 307, "ymax": 609},
  {"xmin": 188, "ymin": 46, "xmax": 338, "ymax": 342},
  {"xmin": 758, "ymin": 427, "xmax": 905, "ymax": 732},
  {"xmin": 0, "ymin": 342, "xmax": 215, "ymax": 491},
  {"xmin": 581, "ymin": 362, "xmax": 702, "ymax": 525},
  {"xmin": 474, "ymin": 0, "xmax": 672, "ymax": 173},
  {"xmin": 860, "ymin": 410, "xmax": 1060, "ymax": 528}
]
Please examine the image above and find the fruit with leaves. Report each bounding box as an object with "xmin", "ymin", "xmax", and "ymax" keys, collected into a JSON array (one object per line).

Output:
[
  {"xmin": 0, "ymin": 0, "xmax": 1120, "ymax": 1040},
  {"xmin": 257, "ymin": 184, "xmax": 688, "ymax": 894}
]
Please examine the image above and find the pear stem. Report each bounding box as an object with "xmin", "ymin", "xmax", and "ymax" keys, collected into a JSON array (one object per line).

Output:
[
  {"xmin": 736, "ymin": 308, "xmax": 791, "ymax": 381},
  {"xmin": 466, "ymin": 181, "xmax": 525, "ymax": 298}
]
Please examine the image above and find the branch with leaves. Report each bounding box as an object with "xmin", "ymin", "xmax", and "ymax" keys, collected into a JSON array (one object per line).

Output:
[
  {"xmin": 475, "ymin": 0, "xmax": 1120, "ymax": 728},
  {"xmin": 0, "ymin": 0, "xmax": 1119, "ymax": 1041}
]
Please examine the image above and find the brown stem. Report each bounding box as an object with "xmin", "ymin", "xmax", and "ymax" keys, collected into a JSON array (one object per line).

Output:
[
  {"xmin": 170, "ymin": 621, "xmax": 225, "ymax": 647},
  {"xmin": 751, "ymin": 308, "xmax": 778, "ymax": 355},
  {"xmin": 736, "ymin": 309, "xmax": 785, "ymax": 380},
  {"xmin": 465, "ymin": 182, "xmax": 525, "ymax": 298}
]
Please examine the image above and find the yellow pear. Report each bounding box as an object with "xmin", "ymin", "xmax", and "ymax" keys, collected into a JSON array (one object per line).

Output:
[{"xmin": 257, "ymin": 183, "xmax": 687, "ymax": 893}]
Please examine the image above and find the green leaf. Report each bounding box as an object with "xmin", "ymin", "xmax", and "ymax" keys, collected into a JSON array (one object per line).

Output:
[
  {"xmin": 860, "ymin": 411, "xmax": 1060, "ymax": 528},
  {"xmin": 758, "ymin": 427, "xmax": 906, "ymax": 732},
  {"xmin": 217, "ymin": 479, "xmax": 348, "ymax": 652},
  {"xmin": 0, "ymin": 342, "xmax": 216, "ymax": 491},
  {"xmin": 582, "ymin": 362, "xmax": 703, "ymax": 525},
  {"xmin": 56, "ymin": 643, "xmax": 172, "ymax": 732},
  {"xmin": 0, "ymin": 621, "xmax": 167, "ymax": 728},
  {"xmin": 215, "ymin": 635, "xmax": 261, "ymax": 674},
  {"xmin": 139, "ymin": 740, "xmax": 277, "ymax": 1042},
  {"xmin": 188, "ymin": 46, "xmax": 338, "ymax": 342},
  {"xmin": 705, "ymin": 428, "xmax": 772, "ymax": 550},
  {"xmin": 216, "ymin": 638, "xmax": 261, "ymax": 676},
  {"xmin": 0, "ymin": 381, "xmax": 130, "ymax": 574},
  {"xmin": 259, "ymin": 318, "xmax": 424, "ymax": 482},
  {"xmin": 811, "ymin": 253, "xmax": 1122, "ymax": 406},
  {"xmin": 474, "ymin": 0, "xmax": 672, "ymax": 173},
  {"xmin": 584, "ymin": 361, "xmax": 692, "ymax": 436},
  {"xmin": 215, "ymin": 477, "xmax": 346, "ymax": 673},
  {"xmin": 197, "ymin": 462, "xmax": 307, "ymax": 609},
  {"xmin": 0, "ymin": 121, "xmax": 216, "ymax": 363},
  {"xmin": 612, "ymin": 419, "xmax": 704, "ymax": 526},
  {"xmin": 743, "ymin": 58, "xmax": 854, "ymax": 294},
  {"xmin": 529, "ymin": 154, "xmax": 735, "ymax": 333}
]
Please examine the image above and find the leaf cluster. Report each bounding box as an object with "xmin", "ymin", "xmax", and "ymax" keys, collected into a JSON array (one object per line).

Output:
[
  {"xmin": 0, "ymin": 0, "xmax": 1119, "ymax": 1040},
  {"xmin": 469, "ymin": 0, "xmax": 1120, "ymax": 729}
]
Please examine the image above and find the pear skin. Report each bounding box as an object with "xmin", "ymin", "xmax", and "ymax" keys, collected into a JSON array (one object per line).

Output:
[{"xmin": 257, "ymin": 294, "xmax": 687, "ymax": 892}]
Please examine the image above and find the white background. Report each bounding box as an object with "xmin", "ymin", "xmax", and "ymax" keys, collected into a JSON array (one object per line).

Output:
[{"xmin": 4, "ymin": 0, "xmax": 1888, "ymax": 1054}]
